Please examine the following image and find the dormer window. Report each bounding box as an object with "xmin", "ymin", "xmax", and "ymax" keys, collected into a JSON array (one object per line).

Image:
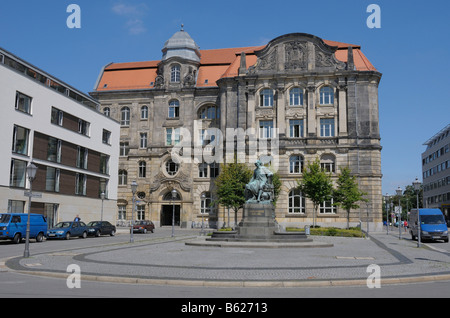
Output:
[{"xmin": 171, "ymin": 65, "xmax": 180, "ymax": 83}]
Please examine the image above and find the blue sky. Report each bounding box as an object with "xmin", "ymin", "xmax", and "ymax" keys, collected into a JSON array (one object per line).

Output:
[{"xmin": 1, "ymin": 0, "xmax": 449, "ymax": 195}]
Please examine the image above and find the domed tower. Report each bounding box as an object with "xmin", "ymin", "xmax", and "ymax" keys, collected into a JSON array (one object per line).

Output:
[{"xmin": 155, "ymin": 26, "xmax": 201, "ymax": 88}]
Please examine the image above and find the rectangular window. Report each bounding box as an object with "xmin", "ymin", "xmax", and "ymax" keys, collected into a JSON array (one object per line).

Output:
[
  {"xmin": 118, "ymin": 206, "xmax": 126, "ymax": 220},
  {"xmin": 210, "ymin": 163, "xmax": 219, "ymax": 178},
  {"xmin": 289, "ymin": 119, "xmax": 303, "ymax": 138},
  {"xmin": 45, "ymin": 167, "xmax": 60, "ymax": 192},
  {"xmin": 75, "ymin": 173, "xmax": 87, "ymax": 196},
  {"xmin": 78, "ymin": 119, "xmax": 90, "ymax": 136},
  {"xmin": 12, "ymin": 125, "xmax": 30, "ymax": 155},
  {"xmin": 100, "ymin": 154, "xmax": 109, "ymax": 175},
  {"xmin": 8, "ymin": 200, "xmax": 25, "ymax": 213},
  {"xmin": 198, "ymin": 163, "xmax": 208, "ymax": 178},
  {"xmin": 137, "ymin": 205, "xmax": 145, "ymax": 220},
  {"xmin": 320, "ymin": 118, "xmax": 335, "ymax": 137},
  {"xmin": 320, "ymin": 199, "xmax": 336, "ymax": 214},
  {"xmin": 120, "ymin": 142, "xmax": 129, "ymax": 157},
  {"xmin": 47, "ymin": 137, "xmax": 62, "ymax": 163},
  {"xmin": 140, "ymin": 133, "xmax": 148, "ymax": 148},
  {"xmin": 10, "ymin": 159, "xmax": 27, "ymax": 188},
  {"xmin": 76, "ymin": 147, "xmax": 88, "ymax": 169},
  {"xmin": 102, "ymin": 129, "xmax": 111, "ymax": 144},
  {"xmin": 259, "ymin": 121, "xmax": 273, "ymax": 139},
  {"xmin": 51, "ymin": 107, "xmax": 64, "ymax": 126},
  {"xmin": 15, "ymin": 92, "xmax": 32, "ymax": 114},
  {"xmin": 166, "ymin": 128, "xmax": 180, "ymax": 146}
]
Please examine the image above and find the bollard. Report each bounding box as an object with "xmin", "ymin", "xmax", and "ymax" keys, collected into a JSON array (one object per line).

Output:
[{"xmin": 304, "ymin": 225, "xmax": 310, "ymax": 235}]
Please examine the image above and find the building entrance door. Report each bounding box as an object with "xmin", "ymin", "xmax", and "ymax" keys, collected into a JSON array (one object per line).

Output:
[{"xmin": 161, "ymin": 205, "xmax": 180, "ymax": 226}]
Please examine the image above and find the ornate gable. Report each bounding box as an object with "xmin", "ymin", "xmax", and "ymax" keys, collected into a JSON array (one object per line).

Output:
[{"xmin": 248, "ymin": 33, "xmax": 346, "ymax": 75}]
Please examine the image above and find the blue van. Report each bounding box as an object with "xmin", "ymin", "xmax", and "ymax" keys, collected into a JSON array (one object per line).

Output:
[
  {"xmin": 409, "ymin": 209, "xmax": 448, "ymax": 243},
  {"xmin": 0, "ymin": 213, "xmax": 47, "ymax": 244}
]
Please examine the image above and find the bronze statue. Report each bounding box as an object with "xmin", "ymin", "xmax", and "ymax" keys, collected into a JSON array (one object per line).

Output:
[{"xmin": 245, "ymin": 160, "xmax": 274, "ymax": 203}]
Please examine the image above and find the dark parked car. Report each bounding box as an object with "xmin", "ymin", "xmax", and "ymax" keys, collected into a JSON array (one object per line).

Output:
[
  {"xmin": 133, "ymin": 220, "xmax": 155, "ymax": 234},
  {"xmin": 47, "ymin": 221, "xmax": 88, "ymax": 240},
  {"xmin": 87, "ymin": 221, "xmax": 116, "ymax": 237}
]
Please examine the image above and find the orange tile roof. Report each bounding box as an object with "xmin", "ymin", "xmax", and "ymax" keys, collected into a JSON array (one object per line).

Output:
[{"xmin": 95, "ymin": 40, "xmax": 376, "ymax": 92}]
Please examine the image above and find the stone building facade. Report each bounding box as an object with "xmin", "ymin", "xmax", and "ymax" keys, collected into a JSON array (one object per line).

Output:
[{"xmin": 90, "ymin": 30, "xmax": 383, "ymax": 230}]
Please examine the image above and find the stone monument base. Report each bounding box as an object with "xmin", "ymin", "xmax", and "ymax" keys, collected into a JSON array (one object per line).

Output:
[{"xmin": 208, "ymin": 203, "xmax": 311, "ymax": 243}]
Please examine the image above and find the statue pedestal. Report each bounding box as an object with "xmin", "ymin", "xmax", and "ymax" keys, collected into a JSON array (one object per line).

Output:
[
  {"xmin": 210, "ymin": 203, "xmax": 311, "ymax": 242},
  {"xmin": 238, "ymin": 203, "xmax": 278, "ymax": 239}
]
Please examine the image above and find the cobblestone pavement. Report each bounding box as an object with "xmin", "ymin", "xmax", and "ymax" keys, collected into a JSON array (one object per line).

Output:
[{"xmin": 4, "ymin": 229, "xmax": 450, "ymax": 287}]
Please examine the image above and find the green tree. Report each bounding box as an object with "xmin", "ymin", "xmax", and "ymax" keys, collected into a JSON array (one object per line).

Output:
[
  {"xmin": 333, "ymin": 166, "xmax": 368, "ymax": 229},
  {"xmin": 214, "ymin": 160, "xmax": 253, "ymax": 228},
  {"xmin": 297, "ymin": 158, "xmax": 333, "ymax": 227}
]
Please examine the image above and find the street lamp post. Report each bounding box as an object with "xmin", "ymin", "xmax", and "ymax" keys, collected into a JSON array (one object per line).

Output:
[
  {"xmin": 171, "ymin": 189, "xmax": 177, "ymax": 237},
  {"xmin": 200, "ymin": 193, "xmax": 206, "ymax": 236},
  {"xmin": 24, "ymin": 162, "xmax": 38, "ymax": 258},
  {"xmin": 130, "ymin": 181, "xmax": 137, "ymax": 243},
  {"xmin": 396, "ymin": 186, "xmax": 403, "ymax": 240},
  {"xmin": 100, "ymin": 192, "xmax": 105, "ymax": 222},
  {"xmin": 385, "ymin": 194, "xmax": 389, "ymax": 235},
  {"xmin": 413, "ymin": 177, "xmax": 422, "ymax": 247}
]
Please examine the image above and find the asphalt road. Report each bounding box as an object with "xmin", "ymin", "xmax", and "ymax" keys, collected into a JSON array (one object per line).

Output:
[{"xmin": 1, "ymin": 226, "xmax": 450, "ymax": 301}]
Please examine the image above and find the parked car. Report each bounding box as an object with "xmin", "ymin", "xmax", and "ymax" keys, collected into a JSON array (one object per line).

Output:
[
  {"xmin": 47, "ymin": 221, "xmax": 88, "ymax": 240},
  {"xmin": 87, "ymin": 221, "xmax": 116, "ymax": 237},
  {"xmin": 133, "ymin": 220, "xmax": 155, "ymax": 234},
  {"xmin": 0, "ymin": 213, "xmax": 47, "ymax": 244}
]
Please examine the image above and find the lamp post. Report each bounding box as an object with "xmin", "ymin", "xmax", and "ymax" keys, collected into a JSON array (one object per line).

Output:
[
  {"xmin": 130, "ymin": 181, "xmax": 137, "ymax": 243},
  {"xmin": 396, "ymin": 186, "xmax": 402, "ymax": 240},
  {"xmin": 24, "ymin": 162, "xmax": 37, "ymax": 258},
  {"xmin": 171, "ymin": 189, "xmax": 177, "ymax": 237},
  {"xmin": 385, "ymin": 194, "xmax": 389, "ymax": 235},
  {"xmin": 413, "ymin": 177, "xmax": 422, "ymax": 247},
  {"xmin": 200, "ymin": 193, "xmax": 206, "ymax": 236},
  {"xmin": 100, "ymin": 192, "xmax": 105, "ymax": 222}
]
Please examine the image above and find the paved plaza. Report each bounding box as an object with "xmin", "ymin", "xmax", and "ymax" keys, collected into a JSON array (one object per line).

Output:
[{"xmin": 3, "ymin": 228, "xmax": 450, "ymax": 287}]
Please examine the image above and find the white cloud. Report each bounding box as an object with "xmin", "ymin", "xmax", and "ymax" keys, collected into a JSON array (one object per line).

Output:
[{"xmin": 112, "ymin": 3, "xmax": 148, "ymax": 35}]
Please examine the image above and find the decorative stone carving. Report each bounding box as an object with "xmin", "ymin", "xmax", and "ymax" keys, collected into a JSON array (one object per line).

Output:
[
  {"xmin": 284, "ymin": 41, "xmax": 307, "ymax": 70},
  {"xmin": 150, "ymin": 170, "xmax": 192, "ymax": 192},
  {"xmin": 255, "ymin": 108, "xmax": 275, "ymax": 118}
]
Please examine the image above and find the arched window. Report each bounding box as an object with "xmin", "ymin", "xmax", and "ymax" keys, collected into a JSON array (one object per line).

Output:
[
  {"xmin": 120, "ymin": 107, "xmax": 130, "ymax": 126},
  {"xmin": 165, "ymin": 159, "xmax": 179, "ymax": 176},
  {"xmin": 138, "ymin": 161, "xmax": 146, "ymax": 178},
  {"xmin": 289, "ymin": 87, "xmax": 303, "ymax": 106},
  {"xmin": 289, "ymin": 155, "xmax": 303, "ymax": 174},
  {"xmin": 141, "ymin": 106, "xmax": 148, "ymax": 119},
  {"xmin": 319, "ymin": 86, "xmax": 334, "ymax": 105},
  {"xmin": 320, "ymin": 154, "xmax": 336, "ymax": 173},
  {"xmin": 260, "ymin": 89, "xmax": 273, "ymax": 107},
  {"xmin": 118, "ymin": 170, "xmax": 127, "ymax": 185},
  {"xmin": 171, "ymin": 65, "xmax": 181, "ymax": 83},
  {"xmin": 199, "ymin": 105, "xmax": 220, "ymax": 120},
  {"xmin": 103, "ymin": 107, "xmax": 110, "ymax": 117},
  {"xmin": 289, "ymin": 189, "xmax": 305, "ymax": 214},
  {"xmin": 168, "ymin": 100, "xmax": 179, "ymax": 118}
]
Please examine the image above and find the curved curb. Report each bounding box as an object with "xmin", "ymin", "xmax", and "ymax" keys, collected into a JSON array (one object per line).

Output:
[{"xmin": 9, "ymin": 268, "xmax": 450, "ymax": 288}]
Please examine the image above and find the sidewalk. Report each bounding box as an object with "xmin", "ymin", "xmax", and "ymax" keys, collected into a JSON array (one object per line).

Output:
[{"xmin": 4, "ymin": 229, "xmax": 450, "ymax": 287}]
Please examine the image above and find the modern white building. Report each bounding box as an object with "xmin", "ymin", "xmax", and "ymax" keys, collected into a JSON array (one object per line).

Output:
[
  {"xmin": 422, "ymin": 124, "xmax": 450, "ymax": 221},
  {"xmin": 0, "ymin": 47, "xmax": 120, "ymax": 226}
]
